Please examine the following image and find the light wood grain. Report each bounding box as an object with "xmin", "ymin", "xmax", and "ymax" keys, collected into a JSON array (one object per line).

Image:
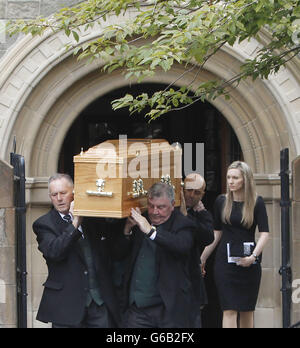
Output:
[{"xmin": 73, "ymin": 139, "xmax": 182, "ymax": 218}]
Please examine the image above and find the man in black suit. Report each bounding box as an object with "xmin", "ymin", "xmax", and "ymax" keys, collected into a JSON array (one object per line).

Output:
[
  {"xmin": 119, "ymin": 182, "xmax": 195, "ymax": 328},
  {"xmin": 181, "ymin": 173, "xmax": 214, "ymax": 327},
  {"xmin": 32, "ymin": 173, "xmax": 120, "ymax": 328}
]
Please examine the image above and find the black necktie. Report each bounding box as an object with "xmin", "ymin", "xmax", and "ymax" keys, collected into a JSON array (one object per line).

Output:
[
  {"xmin": 63, "ymin": 214, "xmax": 72, "ymax": 224},
  {"xmin": 63, "ymin": 214, "xmax": 84, "ymax": 239}
]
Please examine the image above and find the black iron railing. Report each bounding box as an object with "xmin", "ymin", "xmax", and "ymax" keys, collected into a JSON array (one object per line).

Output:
[
  {"xmin": 10, "ymin": 146, "xmax": 27, "ymax": 328},
  {"xmin": 279, "ymin": 148, "xmax": 292, "ymax": 328}
]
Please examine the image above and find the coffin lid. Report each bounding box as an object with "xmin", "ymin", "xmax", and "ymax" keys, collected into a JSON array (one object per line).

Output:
[{"xmin": 74, "ymin": 138, "xmax": 182, "ymax": 164}]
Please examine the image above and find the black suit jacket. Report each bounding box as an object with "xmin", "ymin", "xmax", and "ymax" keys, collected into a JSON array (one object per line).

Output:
[
  {"xmin": 185, "ymin": 208, "xmax": 214, "ymax": 324},
  {"xmin": 32, "ymin": 210, "xmax": 120, "ymax": 326},
  {"xmin": 119, "ymin": 209, "xmax": 195, "ymax": 328}
]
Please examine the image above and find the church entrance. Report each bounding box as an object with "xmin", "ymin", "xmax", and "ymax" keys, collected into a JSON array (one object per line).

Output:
[
  {"xmin": 58, "ymin": 83, "xmax": 242, "ymax": 212},
  {"xmin": 58, "ymin": 82, "xmax": 243, "ymax": 327}
]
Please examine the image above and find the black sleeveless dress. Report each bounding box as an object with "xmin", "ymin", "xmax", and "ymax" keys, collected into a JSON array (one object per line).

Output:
[{"xmin": 213, "ymin": 195, "xmax": 269, "ymax": 311}]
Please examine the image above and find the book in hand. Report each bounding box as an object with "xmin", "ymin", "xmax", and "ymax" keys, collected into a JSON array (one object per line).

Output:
[{"xmin": 227, "ymin": 242, "xmax": 255, "ymax": 264}]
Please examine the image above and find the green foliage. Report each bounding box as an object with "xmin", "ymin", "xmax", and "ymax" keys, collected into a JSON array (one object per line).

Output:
[{"xmin": 6, "ymin": 0, "xmax": 300, "ymax": 120}]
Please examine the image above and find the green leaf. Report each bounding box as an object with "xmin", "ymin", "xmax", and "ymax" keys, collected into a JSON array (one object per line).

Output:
[
  {"xmin": 7, "ymin": 0, "xmax": 300, "ymax": 120},
  {"xmin": 72, "ymin": 31, "xmax": 79, "ymax": 42}
]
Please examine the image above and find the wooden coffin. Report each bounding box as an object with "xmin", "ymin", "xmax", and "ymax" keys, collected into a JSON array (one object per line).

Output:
[{"xmin": 73, "ymin": 138, "xmax": 182, "ymax": 218}]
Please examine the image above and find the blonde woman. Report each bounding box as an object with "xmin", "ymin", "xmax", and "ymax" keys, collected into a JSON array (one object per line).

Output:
[{"xmin": 201, "ymin": 161, "xmax": 269, "ymax": 328}]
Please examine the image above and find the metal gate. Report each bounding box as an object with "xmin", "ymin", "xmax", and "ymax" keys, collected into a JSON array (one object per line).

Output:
[
  {"xmin": 279, "ymin": 148, "xmax": 292, "ymax": 328},
  {"xmin": 10, "ymin": 148, "xmax": 27, "ymax": 328}
]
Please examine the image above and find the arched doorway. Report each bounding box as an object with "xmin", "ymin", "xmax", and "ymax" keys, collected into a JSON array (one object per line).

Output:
[
  {"xmin": 57, "ymin": 83, "xmax": 243, "ymax": 328},
  {"xmin": 58, "ymin": 82, "xmax": 243, "ymax": 212},
  {"xmin": 0, "ymin": 7, "xmax": 298, "ymax": 326}
]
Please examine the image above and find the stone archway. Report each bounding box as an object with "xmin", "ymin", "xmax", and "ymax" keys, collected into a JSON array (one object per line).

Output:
[
  {"xmin": 0, "ymin": 13, "xmax": 298, "ymax": 174},
  {"xmin": 0, "ymin": 52, "xmax": 296, "ymax": 176},
  {"xmin": 1, "ymin": 8, "xmax": 300, "ymax": 327}
]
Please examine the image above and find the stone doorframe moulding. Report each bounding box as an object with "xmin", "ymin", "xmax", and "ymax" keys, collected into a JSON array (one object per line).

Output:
[{"xmin": 0, "ymin": 7, "xmax": 299, "ymax": 178}]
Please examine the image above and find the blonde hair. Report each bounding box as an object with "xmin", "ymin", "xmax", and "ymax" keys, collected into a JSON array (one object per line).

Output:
[{"xmin": 222, "ymin": 161, "xmax": 257, "ymax": 228}]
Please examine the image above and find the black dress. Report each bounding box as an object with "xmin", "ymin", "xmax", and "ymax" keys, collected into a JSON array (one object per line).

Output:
[{"xmin": 213, "ymin": 195, "xmax": 269, "ymax": 312}]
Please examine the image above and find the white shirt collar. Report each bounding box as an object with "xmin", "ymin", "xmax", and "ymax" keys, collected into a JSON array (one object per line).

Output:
[{"xmin": 58, "ymin": 212, "xmax": 73, "ymax": 221}]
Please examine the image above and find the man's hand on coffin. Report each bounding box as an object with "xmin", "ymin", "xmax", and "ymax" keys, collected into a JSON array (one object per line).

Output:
[
  {"xmin": 69, "ymin": 201, "xmax": 83, "ymax": 229},
  {"xmin": 130, "ymin": 208, "xmax": 152, "ymax": 235},
  {"xmin": 124, "ymin": 216, "xmax": 137, "ymax": 236}
]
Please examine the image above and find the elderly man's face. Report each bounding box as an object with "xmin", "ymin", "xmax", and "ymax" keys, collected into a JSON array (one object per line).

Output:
[
  {"xmin": 147, "ymin": 195, "xmax": 174, "ymax": 226},
  {"xmin": 49, "ymin": 178, "xmax": 74, "ymax": 215}
]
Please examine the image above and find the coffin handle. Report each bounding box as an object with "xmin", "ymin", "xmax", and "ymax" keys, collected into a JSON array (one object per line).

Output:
[
  {"xmin": 127, "ymin": 179, "xmax": 148, "ymax": 199},
  {"xmin": 86, "ymin": 179, "xmax": 113, "ymax": 198},
  {"xmin": 86, "ymin": 190, "xmax": 113, "ymax": 197}
]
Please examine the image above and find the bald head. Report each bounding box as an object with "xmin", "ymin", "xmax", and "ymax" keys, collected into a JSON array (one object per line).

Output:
[
  {"xmin": 184, "ymin": 173, "xmax": 206, "ymax": 191},
  {"xmin": 183, "ymin": 173, "xmax": 206, "ymax": 209}
]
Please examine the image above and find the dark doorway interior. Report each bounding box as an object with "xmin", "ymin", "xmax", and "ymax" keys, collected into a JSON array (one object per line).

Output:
[
  {"xmin": 58, "ymin": 82, "xmax": 242, "ymax": 212},
  {"xmin": 58, "ymin": 82, "xmax": 243, "ymax": 328}
]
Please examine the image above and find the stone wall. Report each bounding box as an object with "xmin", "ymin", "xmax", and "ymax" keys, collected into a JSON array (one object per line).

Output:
[
  {"xmin": 0, "ymin": 0, "xmax": 82, "ymax": 58},
  {"xmin": 0, "ymin": 159, "xmax": 16, "ymax": 328}
]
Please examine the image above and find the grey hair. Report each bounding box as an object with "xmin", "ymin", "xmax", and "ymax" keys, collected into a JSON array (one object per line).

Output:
[
  {"xmin": 148, "ymin": 182, "xmax": 175, "ymax": 203},
  {"xmin": 48, "ymin": 173, "xmax": 74, "ymax": 189}
]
